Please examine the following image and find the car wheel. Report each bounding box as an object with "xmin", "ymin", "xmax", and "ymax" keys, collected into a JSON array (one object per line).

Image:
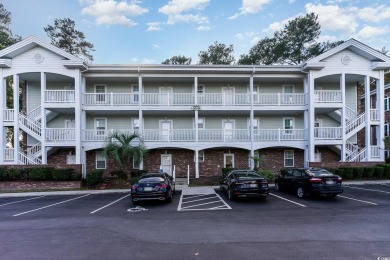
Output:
[
  {"xmin": 296, "ymin": 186, "xmax": 305, "ymax": 199},
  {"xmin": 228, "ymin": 189, "xmax": 235, "ymax": 201},
  {"xmin": 275, "ymin": 182, "xmax": 280, "ymax": 191}
]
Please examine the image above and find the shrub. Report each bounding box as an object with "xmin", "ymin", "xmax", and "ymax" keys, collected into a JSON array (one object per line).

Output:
[
  {"xmin": 86, "ymin": 169, "xmax": 103, "ymax": 186},
  {"xmin": 363, "ymin": 167, "xmax": 374, "ymax": 179},
  {"xmin": 110, "ymin": 170, "xmax": 127, "ymax": 179},
  {"xmin": 377, "ymin": 164, "xmax": 390, "ymax": 179},
  {"xmin": 0, "ymin": 168, "xmax": 8, "ymax": 181},
  {"xmin": 130, "ymin": 176, "xmax": 139, "ymax": 185},
  {"xmin": 340, "ymin": 167, "xmax": 353, "ymax": 179},
  {"xmin": 131, "ymin": 169, "xmax": 148, "ymax": 178},
  {"xmin": 258, "ymin": 170, "xmax": 276, "ymax": 183},
  {"xmin": 52, "ymin": 168, "xmax": 74, "ymax": 181},
  {"xmin": 28, "ymin": 167, "xmax": 53, "ymax": 181},
  {"xmin": 334, "ymin": 169, "xmax": 344, "ymax": 178},
  {"xmin": 373, "ymin": 167, "xmax": 384, "ymax": 179},
  {"xmin": 7, "ymin": 169, "xmax": 22, "ymax": 180},
  {"xmin": 71, "ymin": 173, "xmax": 82, "ymax": 181},
  {"xmin": 222, "ymin": 167, "xmax": 235, "ymax": 178},
  {"xmin": 353, "ymin": 167, "xmax": 364, "ymax": 179}
]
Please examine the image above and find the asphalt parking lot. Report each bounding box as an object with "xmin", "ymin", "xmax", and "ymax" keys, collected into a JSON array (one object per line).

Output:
[{"xmin": 1, "ymin": 184, "xmax": 390, "ymax": 259}]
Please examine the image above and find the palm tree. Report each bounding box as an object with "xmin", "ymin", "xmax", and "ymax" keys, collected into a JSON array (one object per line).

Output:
[{"xmin": 103, "ymin": 132, "xmax": 148, "ymax": 179}]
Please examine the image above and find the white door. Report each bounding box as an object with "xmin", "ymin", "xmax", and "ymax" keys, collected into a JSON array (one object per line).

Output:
[
  {"xmin": 223, "ymin": 121, "xmax": 234, "ymax": 141},
  {"xmin": 224, "ymin": 154, "xmax": 234, "ymax": 168},
  {"xmin": 159, "ymin": 87, "xmax": 173, "ymax": 105},
  {"xmin": 222, "ymin": 87, "xmax": 234, "ymax": 105},
  {"xmin": 161, "ymin": 121, "xmax": 172, "ymax": 141},
  {"xmin": 161, "ymin": 154, "xmax": 172, "ymax": 175},
  {"xmin": 66, "ymin": 155, "xmax": 76, "ymax": 164}
]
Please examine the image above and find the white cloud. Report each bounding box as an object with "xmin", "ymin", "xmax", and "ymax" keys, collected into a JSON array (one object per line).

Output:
[
  {"xmin": 197, "ymin": 25, "xmax": 210, "ymax": 31},
  {"xmin": 81, "ymin": 0, "xmax": 148, "ymax": 27},
  {"xmin": 288, "ymin": 0, "xmax": 295, "ymax": 3},
  {"xmin": 152, "ymin": 44, "xmax": 160, "ymax": 49},
  {"xmin": 355, "ymin": 5, "xmax": 390, "ymax": 23},
  {"xmin": 159, "ymin": 0, "xmax": 210, "ymax": 25},
  {"xmin": 356, "ymin": 26, "xmax": 389, "ymax": 39},
  {"xmin": 229, "ymin": 0, "xmax": 272, "ymax": 20},
  {"xmin": 147, "ymin": 22, "xmax": 161, "ymax": 31},
  {"xmin": 262, "ymin": 15, "xmax": 300, "ymax": 33}
]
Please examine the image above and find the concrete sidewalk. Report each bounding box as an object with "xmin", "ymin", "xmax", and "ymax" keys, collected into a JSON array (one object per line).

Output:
[{"xmin": 1, "ymin": 180, "xmax": 390, "ymax": 198}]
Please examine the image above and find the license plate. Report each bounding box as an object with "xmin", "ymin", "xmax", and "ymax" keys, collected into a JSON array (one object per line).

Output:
[
  {"xmin": 144, "ymin": 187, "xmax": 153, "ymax": 191},
  {"xmin": 249, "ymin": 184, "xmax": 258, "ymax": 188},
  {"xmin": 326, "ymin": 180, "xmax": 335, "ymax": 185}
]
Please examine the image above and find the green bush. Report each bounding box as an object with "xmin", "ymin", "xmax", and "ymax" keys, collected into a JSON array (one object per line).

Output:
[
  {"xmin": 52, "ymin": 168, "xmax": 74, "ymax": 181},
  {"xmin": 258, "ymin": 170, "xmax": 275, "ymax": 183},
  {"xmin": 373, "ymin": 167, "xmax": 384, "ymax": 179},
  {"xmin": 377, "ymin": 164, "xmax": 390, "ymax": 179},
  {"xmin": 86, "ymin": 169, "xmax": 104, "ymax": 186},
  {"xmin": 28, "ymin": 167, "xmax": 53, "ymax": 181},
  {"xmin": 363, "ymin": 167, "xmax": 374, "ymax": 179},
  {"xmin": 353, "ymin": 167, "xmax": 364, "ymax": 179},
  {"xmin": 222, "ymin": 167, "xmax": 235, "ymax": 178},
  {"xmin": 110, "ymin": 170, "xmax": 127, "ymax": 179},
  {"xmin": 0, "ymin": 168, "xmax": 8, "ymax": 181},
  {"xmin": 71, "ymin": 173, "xmax": 82, "ymax": 181},
  {"xmin": 334, "ymin": 169, "xmax": 344, "ymax": 178},
  {"xmin": 130, "ymin": 176, "xmax": 139, "ymax": 185},
  {"xmin": 340, "ymin": 167, "xmax": 353, "ymax": 179},
  {"xmin": 7, "ymin": 169, "xmax": 22, "ymax": 180}
]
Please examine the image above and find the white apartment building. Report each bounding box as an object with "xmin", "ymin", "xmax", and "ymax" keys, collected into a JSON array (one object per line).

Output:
[{"xmin": 0, "ymin": 36, "xmax": 389, "ymax": 178}]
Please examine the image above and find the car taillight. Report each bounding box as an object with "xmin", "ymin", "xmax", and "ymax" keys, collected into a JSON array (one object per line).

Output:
[
  {"xmin": 309, "ymin": 178, "xmax": 323, "ymax": 183},
  {"xmin": 155, "ymin": 183, "xmax": 168, "ymax": 189},
  {"xmin": 337, "ymin": 177, "xmax": 342, "ymax": 183},
  {"xmin": 132, "ymin": 184, "xmax": 139, "ymax": 190}
]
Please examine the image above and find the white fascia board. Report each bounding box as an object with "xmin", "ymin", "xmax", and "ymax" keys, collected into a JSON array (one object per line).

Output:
[
  {"xmin": 301, "ymin": 62, "xmax": 325, "ymax": 72},
  {"xmin": 62, "ymin": 60, "xmax": 88, "ymax": 70},
  {"xmin": 372, "ymin": 62, "xmax": 390, "ymax": 70},
  {"xmin": 0, "ymin": 59, "xmax": 11, "ymax": 68}
]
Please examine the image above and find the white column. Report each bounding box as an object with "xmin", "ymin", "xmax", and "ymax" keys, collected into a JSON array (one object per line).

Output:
[
  {"xmin": 0, "ymin": 72, "xmax": 5, "ymax": 163},
  {"xmin": 378, "ymin": 72, "xmax": 385, "ymax": 161},
  {"xmin": 75, "ymin": 71, "xmax": 81, "ymax": 164},
  {"xmin": 13, "ymin": 74, "xmax": 19, "ymax": 163},
  {"xmin": 308, "ymin": 71, "xmax": 315, "ymax": 163},
  {"xmin": 249, "ymin": 73, "xmax": 254, "ymax": 170},
  {"xmin": 195, "ymin": 149, "xmax": 199, "ymax": 178},
  {"xmin": 364, "ymin": 76, "xmax": 371, "ymax": 160},
  {"xmin": 81, "ymin": 149, "xmax": 87, "ymax": 179},
  {"xmin": 303, "ymin": 77, "xmax": 309, "ymax": 167},
  {"xmin": 340, "ymin": 73, "xmax": 346, "ymax": 161},
  {"xmin": 194, "ymin": 76, "xmax": 198, "ymax": 105},
  {"xmin": 40, "ymin": 72, "xmax": 47, "ymax": 164},
  {"xmin": 194, "ymin": 76, "xmax": 199, "ymax": 143},
  {"xmin": 138, "ymin": 73, "xmax": 144, "ymax": 170}
]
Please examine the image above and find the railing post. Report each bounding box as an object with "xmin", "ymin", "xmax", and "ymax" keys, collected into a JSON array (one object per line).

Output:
[{"xmin": 110, "ymin": 92, "xmax": 113, "ymax": 106}]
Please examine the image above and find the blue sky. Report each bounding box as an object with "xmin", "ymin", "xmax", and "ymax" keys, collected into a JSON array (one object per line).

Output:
[{"xmin": 3, "ymin": 0, "xmax": 390, "ymax": 64}]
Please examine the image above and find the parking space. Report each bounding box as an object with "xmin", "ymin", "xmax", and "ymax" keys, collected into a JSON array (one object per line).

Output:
[{"xmin": 1, "ymin": 184, "xmax": 390, "ymax": 218}]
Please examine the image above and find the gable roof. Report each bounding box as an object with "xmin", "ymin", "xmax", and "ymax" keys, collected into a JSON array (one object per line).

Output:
[
  {"xmin": 0, "ymin": 35, "xmax": 87, "ymax": 69},
  {"xmin": 303, "ymin": 38, "xmax": 390, "ymax": 71}
]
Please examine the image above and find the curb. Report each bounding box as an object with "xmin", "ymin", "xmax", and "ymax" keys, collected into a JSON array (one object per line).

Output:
[{"xmin": 1, "ymin": 180, "xmax": 390, "ymax": 198}]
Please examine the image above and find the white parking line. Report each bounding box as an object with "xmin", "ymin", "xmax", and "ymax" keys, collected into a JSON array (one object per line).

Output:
[
  {"xmin": 345, "ymin": 186, "xmax": 390, "ymax": 194},
  {"xmin": 180, "ymin": 200, "xmax": 222, "ymax": 210},
  {"xmin": 0, "ymin": 196, "xmax": 45, "ymax": 207},
  {"xmin": 182, "ymin": 196, "xmax": 218, "ymax": 204},
  {"xmin": 177, "ymin": 193, "xmax": 231, "ymax": 211},
  {"xmin": 269, "ymin": 193, "xmax": 307, "ymax": 207},
  {"xmin": 90, "ymin": 194, "xmax": 131, "ymax": 214},
  {"xmin": 338, "ymin": 195, "xmax": 378, "ymax": 205},
  {"xmin": 13, "ymin": 194, "xmax": 90, "ymax": 217}
]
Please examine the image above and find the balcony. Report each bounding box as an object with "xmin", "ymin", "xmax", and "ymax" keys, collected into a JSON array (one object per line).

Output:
[
  {"xmin": 3, "ymin": 109, "xmax": 14, "ymax": 122},
  {"xmin": 83, "ymin": 128, "xmax": 306, "ymax": 143},
  {"xmin": 4, "ymin": 148, "xmax": 14, "ymax": 161},
  {"xmin": 45, "ymin": 128, "xmax": 75, "ymax": 142},
  {"xmin": 314, "ymin": 90, "xmax": 342, "ymax": 103},
  {"xmin": 82, "ymin": 92, "xmax": 305, "ymax": 107},
  {"xmin": 45, "ymin": 90, "xmax": 75, "ymax": 103},
  {"xmin": 314, "ymin": 127, "xmax": 342, "ymax": 140}
]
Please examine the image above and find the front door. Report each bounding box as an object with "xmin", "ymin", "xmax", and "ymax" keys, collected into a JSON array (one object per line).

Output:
[
  {"xmin": 161, "ymin": 154, "xmax": 172, "ymax": 175},
  {"xmin": 159, "ymin": 87, "xmax": 173, "ymax": 105},
  {"xmin": 222, "ymin": 87, "xmax": 234, "ymax": 105},
  {"xmin": 223, "ymin": 121, "xmax": 234, "ymax": 141},
  {"xmin": 161, "ymin": 121, "xmax": 172, "ymax": 141},
  {"xmin": 224, "ymin": 154, "xmax": 234, "ymax": 168}
]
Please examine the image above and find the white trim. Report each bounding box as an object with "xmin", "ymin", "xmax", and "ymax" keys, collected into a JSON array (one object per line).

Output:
[{"xmin": 194, "ymin": 117, "xmax": 205, "ymax": 129}]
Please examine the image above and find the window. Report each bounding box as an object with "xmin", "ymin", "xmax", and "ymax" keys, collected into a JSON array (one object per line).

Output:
[
  {"xmin": 197, "ymin": 85, "xmax": 205, "ymax": 95},
  {"xmin": 95, "ymin": 118, "xmax": 107, "ymax": 136},
  {"xmin": 224, "ymin": 154, "xmax": 234, "ymax": 168},
  {"xmin": 283, "ymin": 118, "xmax": 294, "ymax": 134},
  {"xmin": 96, "ymin": 151, "xmax": 106, "ymax": 169},
  {"xmin": 385, "ymin": 96, "xmax": 390, "ymax": 111},
  {"xmin": 132, "ymin": 85, "xmax": 139, "ymax": 103},
  {"xmin": 95, "ymin": 84, "xmax": 106, "ymax": 103},
  {"xmin": 284, "ymin": 150, "xmax": 294, "ymax": 167},
  {"xmin": 132, "ymin": 156, "xmax": 140, "ymax": 169},
  {"xmin": 194, "ymin": 150, "xmax": 205, "ymax": 162},
  {"xmin": 195, "ymin": 117, "xmax": 205, "ymax": 129},
  {"xmin": 385, "ymin": 122, "xmax": 390, "ymax": 136},
  {"xmin": 133, "ymin": 118, "xmax": 140, "ymax": 131}
]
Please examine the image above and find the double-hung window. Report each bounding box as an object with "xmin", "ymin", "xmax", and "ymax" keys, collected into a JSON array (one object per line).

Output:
[
  {"xmin": 284, "ymin": 150, "xmax": 294, "ymax": 167},
  {"xmin": 95, "ymin": 84, "xmax": 107, "ymax": 104},
  {"xmin": 283, "ymin": 118, "xmax": 294, "ymax": 134},
  {"xmin": 96, "ymin": 151, "xmax": 106, "ymax": 169},
  {"xmin": 95, "ymin": 118, "xmax": 107, "ymax": 137}
]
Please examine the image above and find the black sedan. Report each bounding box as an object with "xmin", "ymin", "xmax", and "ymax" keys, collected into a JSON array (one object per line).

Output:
[
  {"xmin": 274, "ymin": 168, "xmax": 343, "ymax": 198},
  {"xmin": 220, "ymin": 170, "xmax": 269, "ymax": 201},
  {"xmin": 131, "ymin": 172, "xmax": 175, "ymax": 204}
]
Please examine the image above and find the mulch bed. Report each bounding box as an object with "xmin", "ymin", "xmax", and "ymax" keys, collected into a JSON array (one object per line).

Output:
[{"xmin": 0, "ymin": 180, "xmax": 81, "ymax": 191}]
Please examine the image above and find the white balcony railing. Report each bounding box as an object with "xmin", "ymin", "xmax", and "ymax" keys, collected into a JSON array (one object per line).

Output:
[
  {"xmin": 314, "ymin": 127, "xmax": 342, "ymax": 139},
  {"xmin": 83, "ymin": 129, "xmax": 139, "ymax": 142},
  {"xmin": 45, "ymin": 128, "xmax": 75, "ymax": 141},
  {"xmin": 254, "ymin": 93, "xmax": 305, "ymax": 106},
  {"xmin": 370, "ymin": 109, "xmax": 380, "ymax": 121},
  {"xmin": 4, "ymin": 148, "xmax": 14, "ymax": 161},
  {"xmin": 3, "ymin": 109, "xmax": 14, "ymax": 121},
  {"xmin": 45, "ymin": 90, "xmax": 75, "ymax": 103},
  {"xmin": 371, "ymin": 146, "xmax": 380, "ymax": 158},
  {"xmin": 314, "ymin": 90, "xmax": 342, "ymax": 103},
  {"xmin": 143, "ymin": 129, "xmax": 196, "ymax": 141},
  {"xmin": 254, "ymin": 129, "xmax": 306, "ymax": 141},
  {"xmin": 142, "ymin": 93, "xmax": 195, "ymax": 106}
]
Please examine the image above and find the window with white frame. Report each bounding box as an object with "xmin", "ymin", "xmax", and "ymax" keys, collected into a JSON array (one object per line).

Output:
[
  {"xmin": 195, "ymin": 117, "xmax": 205, "ymax": 129},
  {"xmin": 96, "ymin": 151, "xmax": 106, "ymax": 169},
  {"xmin": 197, "ymin": 85, "xmax": 205, "ymax": 95},
  {"xmin": 132, "ymin": 156, "xmax": 140, "ymax": 169},
  {"xmin": 385, "ymin": 96, "xmax": 390, "ymax": 111},
  {"xmin": 95, "ymin": 84, "xmax": 106, "ymax": 103},
  {"xmin": 385, "ymin": 122, "xmax": 390, "ymax": 136},
  {"xmin": 194, "ymin": 150, "xmax": 205, "ymax": 162},
  {"xmin": 95, "ymin": 118, "xmax": 107, "ymax": 136},
  {"xmin": 133, "ymin": 118, "xmax": 140, "ymax": 131},
  {"xmin": 284, "ymin": 150, "xmax": 294, "ymax": 167},
  {"xmin": 132, "ymin": 85, "xmax": 139, "ymax": 103},
  {"xmin": 283, "ymin": 118, "xmax": 294, "ymax": 134}
]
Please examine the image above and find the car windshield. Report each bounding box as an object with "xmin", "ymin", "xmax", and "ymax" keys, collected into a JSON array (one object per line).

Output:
[
  {"xmin": 139, "ymin": 177, "xmax": 165, "ymax": 183},
  {"xmin": 234, "ymin": 173, "xmax": 260, "ymax": 178},
  {"xmin": 307, "ymin": 168, "xmax": 333, "ymax": 176}
]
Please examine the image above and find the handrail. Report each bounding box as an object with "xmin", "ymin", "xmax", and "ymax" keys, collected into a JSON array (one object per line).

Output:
[{"xmin": 19, "ymin": 113, "xmax": 41, "ymax": 137}]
